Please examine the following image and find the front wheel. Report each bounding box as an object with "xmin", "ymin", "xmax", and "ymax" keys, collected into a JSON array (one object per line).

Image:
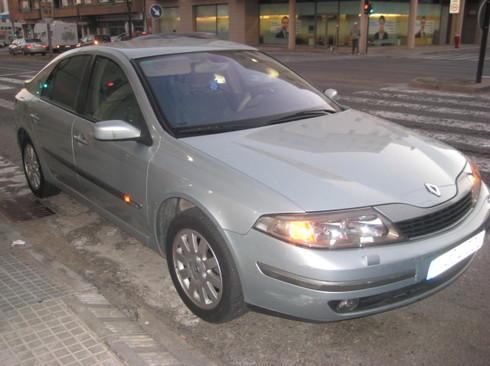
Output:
[
  {"xmin": 166, "ymin": 208, "xmax": 247, "ymax": 323},
  {"xmin": 22, "ymin": 142, "xmax": 59, "ymax": 198}
]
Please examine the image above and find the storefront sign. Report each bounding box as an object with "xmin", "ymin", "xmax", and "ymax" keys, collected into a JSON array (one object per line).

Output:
[
  {"xmin": 150, "ymin": 4, "xmax": 163, "ymax": 19},
  {"xmin": 449, "ymin": 0, "xmax": 460, "ymax": 14}
]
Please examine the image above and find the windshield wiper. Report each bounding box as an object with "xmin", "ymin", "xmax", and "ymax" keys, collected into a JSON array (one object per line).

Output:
[
  {"xmin": 176, "ymin": 123, "xmax": 246, "ymax": 136},
  {"xmin": 263, "ymin": 109, "xmax": 335, "ymax": 126}
]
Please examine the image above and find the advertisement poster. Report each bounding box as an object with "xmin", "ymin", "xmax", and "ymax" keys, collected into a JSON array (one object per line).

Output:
[
  {"xmin": 415, "ymin": 16, "xmax": 434, "ymax": 38},
  {"xmin": 368, "ymin": 15, "xmax": 397, "ymax": 39}
]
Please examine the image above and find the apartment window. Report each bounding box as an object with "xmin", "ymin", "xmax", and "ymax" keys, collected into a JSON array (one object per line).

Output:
[{"xmin": 195, "ymin": 4, "xmax": 229, "ymax": 39}]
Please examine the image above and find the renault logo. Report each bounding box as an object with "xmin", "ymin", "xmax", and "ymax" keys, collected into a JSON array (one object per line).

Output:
[{"xmin": 425, "ymin": 183, "xmax": 441, "ymax": 197}]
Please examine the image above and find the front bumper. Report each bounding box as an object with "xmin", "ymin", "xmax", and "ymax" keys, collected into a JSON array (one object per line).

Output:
[{"xmin": 225, "ymin": 184, "xmax": 490, "ymax": 322}]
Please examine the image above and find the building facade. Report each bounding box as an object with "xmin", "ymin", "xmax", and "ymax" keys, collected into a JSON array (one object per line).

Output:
[
  {"xmin": 8, "ymin": 0, "xmax": 145, "ymax": 38},
  {"xmin": 7, "ymin": 0, "xmax": 484, "ymax": 47}
]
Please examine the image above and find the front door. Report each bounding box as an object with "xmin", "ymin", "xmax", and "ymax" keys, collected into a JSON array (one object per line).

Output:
[{"xmin": 72, "ymin": 56, "xmax": 152, "ymax": 235}]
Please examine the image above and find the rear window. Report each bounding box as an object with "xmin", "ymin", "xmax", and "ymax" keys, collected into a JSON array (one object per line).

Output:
[{"xmin": 26, "ymin": 39, "xmax": 42, "ymax": 43}]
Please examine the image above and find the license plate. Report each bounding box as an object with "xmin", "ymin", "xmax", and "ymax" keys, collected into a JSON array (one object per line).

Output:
[{"xmin": 427, "ymin": 231, "xmax": 485, "ymax": 280}]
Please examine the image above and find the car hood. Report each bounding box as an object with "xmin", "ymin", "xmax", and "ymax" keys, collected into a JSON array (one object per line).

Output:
[{"xmin": 181, "ymin": 109, "xmax": 466, "ymax": 212}]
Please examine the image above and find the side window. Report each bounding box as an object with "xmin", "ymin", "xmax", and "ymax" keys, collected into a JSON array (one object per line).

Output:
[
  {"xmin": 84, "ymin": 57, "xmax": 144, "ymax": 127},
  {"xmin": 26, "ymin": 62, "xmax": 56, "ymax": 96},
  {"xmin": 44, "ymin": 55, "xmax": 91, "ymax": 110}
]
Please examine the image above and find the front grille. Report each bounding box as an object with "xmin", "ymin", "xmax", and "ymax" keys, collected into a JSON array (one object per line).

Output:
[{"xmin": 395, "ymin": 192, "xmax": 473, "ymax": 238}]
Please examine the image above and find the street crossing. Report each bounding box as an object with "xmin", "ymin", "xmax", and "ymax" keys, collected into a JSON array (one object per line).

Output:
[{"xmin": 339, "ymin": 85, "xmax": 490, "ymax": 180}]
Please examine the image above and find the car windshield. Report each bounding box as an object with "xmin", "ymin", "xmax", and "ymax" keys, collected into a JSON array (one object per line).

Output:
[
  {"xmin": 138, "ymin": 51, "xmax": 338, "ymax": 136},
  {"xmin": 26, "ymin": 39, "xmax": 41, "ymax": 43}
]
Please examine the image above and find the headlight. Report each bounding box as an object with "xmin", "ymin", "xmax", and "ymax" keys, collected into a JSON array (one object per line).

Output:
[
  {"xmin": 464, "ymin": 160, "xmax": 481, "ymax": 203},
  {"xmin": 254, "ymin": 208, "xmax": 404, "ymax": 249}
]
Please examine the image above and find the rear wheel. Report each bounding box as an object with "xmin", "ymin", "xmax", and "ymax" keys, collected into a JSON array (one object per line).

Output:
[
  {"xmin": 166, "ymin": 208, "xmax": 247, "ymax": 323},
  {"xmin": 22, "ymin": 142, "xmax": 59, "ymax": 198}
]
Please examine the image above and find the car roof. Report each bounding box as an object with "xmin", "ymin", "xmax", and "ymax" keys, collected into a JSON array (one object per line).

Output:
[{"xmin": 74, "ymin": 33, "xmax": 257, "ymax": 60}]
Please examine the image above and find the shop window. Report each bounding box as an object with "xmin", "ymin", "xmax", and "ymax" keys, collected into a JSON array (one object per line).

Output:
[
  {"xmin": 195, "ymin": 4, "xmax": 229, "ymax": 39},
  {"xmin": 259, "ymin": 2, "xmax": 289, "ymax": 45},
  {"xmin": 159, "ymin": 7, "xmax": 181, "ymax": 33}
]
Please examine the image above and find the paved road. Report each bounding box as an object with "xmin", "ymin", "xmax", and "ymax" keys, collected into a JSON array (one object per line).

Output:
[{"xmin": 0, "ymin": 48, "xmax": 489, "ymax": 366}]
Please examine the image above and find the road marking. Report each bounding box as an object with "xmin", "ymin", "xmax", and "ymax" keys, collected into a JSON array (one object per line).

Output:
[
  {"xmin": 0, "ymin": 77, "xmax": 25, "ymax": 85},
  {"xmin": 0, "ymin": 98, "xmax": 15, "ymax": 110},
  {"xmin": 421, "ymin": 130, "xmax": 490, "ymax": 150},
  {"xmin": 355, "ymin": 90, "xmax": 490, "ymax": 110},
  {"xmin": 0, "ymin": 85, "xmax": 13, "ymax": 90},
  {"xmin": 0, "ymin": 72, "xmax": 36, "ymax": 77},
  {"xmin": 367, "ymin": 110, "xmax": 490, "ymax": 132},
  {"xmin": 341, "ymin": 96, "xmax": 490, "ymax": 119},
  {"xmin": 381, "ymin": 85, "xmax": 490, "ymax": 101}
]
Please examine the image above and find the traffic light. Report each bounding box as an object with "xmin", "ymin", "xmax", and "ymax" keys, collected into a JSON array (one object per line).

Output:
[{"xmin": 363, "ymin": 0, "xmax": 374, "ymax": 15}]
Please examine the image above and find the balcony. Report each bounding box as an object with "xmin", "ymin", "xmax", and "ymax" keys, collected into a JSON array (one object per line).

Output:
[{"xmin": 16, "ymin": 8, "xmax": 42, "ymax": 20}]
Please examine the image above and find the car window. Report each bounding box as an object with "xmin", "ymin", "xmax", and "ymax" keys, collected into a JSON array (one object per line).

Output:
[
  {"xmin": 26, "ymin": 62, "xmax": 57, "ymax": 96},
  {"xmin": 43, "ymin": 55, "xmax": 91, "ymax": 110},
  {"xmin": 84, "ymin": 57, "xmax": 144, "ymax": 127}
]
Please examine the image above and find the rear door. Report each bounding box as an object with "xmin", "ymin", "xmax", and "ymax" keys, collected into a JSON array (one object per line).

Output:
[
  {"xmin": 72, "ymin": 55, "xmax": 153, "ymax": 234},
  {"xmin": 28, "ymin": 54, "xmax": 92, "ymax": 188}
]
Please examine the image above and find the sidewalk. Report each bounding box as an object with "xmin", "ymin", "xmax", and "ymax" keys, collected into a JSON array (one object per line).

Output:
[{"xmin": 0, "ymin": 155, "xmax": 213, "ymax": 366}]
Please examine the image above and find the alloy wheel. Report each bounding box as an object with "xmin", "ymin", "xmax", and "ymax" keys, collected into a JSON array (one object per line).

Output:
[
  {"xmin": 24, "ymin": 144, "xmax": 41, "ymax": 191},
  {"xmin": 172, "ymin": 229, "xmax": 223, "ymax": 310}
]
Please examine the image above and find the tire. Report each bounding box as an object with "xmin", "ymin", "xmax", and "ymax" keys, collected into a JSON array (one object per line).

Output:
[
  {"xmin": 22, "ymin": 141, "xmax": 60, "ymax": 198},
  {"xmin": 166, "ymin": 208, "xmax": 247, "ymax": 323}
]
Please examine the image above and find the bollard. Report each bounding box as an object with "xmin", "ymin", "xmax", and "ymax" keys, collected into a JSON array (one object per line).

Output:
[{"xmin": 454, "ymin": 34, "xmax": 461, "ymax": 48}]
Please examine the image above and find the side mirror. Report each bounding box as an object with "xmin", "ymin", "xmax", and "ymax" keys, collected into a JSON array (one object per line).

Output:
[
  {"xmin": 93, "ymin": 120, "xmax": 141, "ymax": 142},
  {"xmin": 324, "ymin": 88, "xmax": 338, "ymax": 100}
]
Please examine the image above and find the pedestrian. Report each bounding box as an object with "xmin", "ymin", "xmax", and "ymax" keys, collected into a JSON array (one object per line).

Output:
[{"xmin": 351, "ymin": 22, "xmax": 360, "ymax": 55}]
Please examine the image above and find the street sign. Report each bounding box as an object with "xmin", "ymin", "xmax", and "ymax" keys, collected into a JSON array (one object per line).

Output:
[
  {"xmin": 449, "ymin": 0, "xmax": 460, "ymax": 14},
  {"xmin": 149, "ymin": 4, "xmax": 163, "ymax": 19}
]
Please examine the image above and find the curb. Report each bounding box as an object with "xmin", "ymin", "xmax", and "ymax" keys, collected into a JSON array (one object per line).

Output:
[{"xmin": 409, "ymin": 77, "xmax": 490, "ymax": 93}]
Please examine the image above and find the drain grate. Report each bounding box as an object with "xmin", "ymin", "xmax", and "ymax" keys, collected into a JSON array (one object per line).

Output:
[{"xmin": 0, "ymin": 195, "xmax": 55, "ymax": 222}]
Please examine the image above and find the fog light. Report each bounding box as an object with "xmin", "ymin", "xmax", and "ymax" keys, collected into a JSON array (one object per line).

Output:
[{"xmin": 336, "ymin": 299, "xmax": 359, "ymax": 313}]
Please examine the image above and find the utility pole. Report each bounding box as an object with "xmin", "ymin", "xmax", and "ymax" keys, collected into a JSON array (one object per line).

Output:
[
  {"xmin": 476, "ymin": 0, "xmax": 489, "ymax": 83},
  {"xmin": 126, "ymin": 0, "xmax": 132, "ymax": 38}
]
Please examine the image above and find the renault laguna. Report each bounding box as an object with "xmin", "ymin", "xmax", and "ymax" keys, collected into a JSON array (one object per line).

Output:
[{"xmin": 15, "ymin": 35, "xmax": 490, "ymax": 323}]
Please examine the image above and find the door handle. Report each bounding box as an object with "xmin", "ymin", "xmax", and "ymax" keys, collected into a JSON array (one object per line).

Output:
[
  {"xmin": 29, "ymin": 113, "xmax": 40, "ymax": 123},
  {"xmin": 73, "ymin": 133, "xmax": 88, "ymax": 145}
]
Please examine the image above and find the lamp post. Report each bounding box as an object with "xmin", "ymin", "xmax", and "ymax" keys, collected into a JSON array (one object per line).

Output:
[{"xmin": 126, "ymin": 0, "xmax": 132, "ymax": 38}]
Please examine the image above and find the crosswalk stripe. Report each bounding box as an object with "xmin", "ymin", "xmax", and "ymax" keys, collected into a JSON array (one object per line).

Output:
[
  {"xmin": 0, "ymin": 85, "xmax": 13, "ymax": 90},
  {"xmin": 0, "ymin": 98, "xmax": 15, "ymax": 110},
  {"xmin": 419, "ymin": 130, "xmax": 490, "ymax": 150},
  {"xmin": 355, "ymin": 90, "xmax": 490, "ymax": 110},
  {"xmin": 367, "ymin": 110, "xmax": 490, "ymax": 133},
  {"xmin": 341, "ymin": 96, "xmax": 490, "ymax": 120},
  {"xmin": 0, "ymin": 77, "xmax": 24, "ymax": 85},
  {"xmin": 380, "ymin": 85, "xmax": 490, "ymax": 100}
]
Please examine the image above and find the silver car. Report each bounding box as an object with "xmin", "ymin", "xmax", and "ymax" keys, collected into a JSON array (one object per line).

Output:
[
  {"xmin": 9, "ymin": 38, "xmax": 47, "ymax": 56},
  {"xmin": 15, "ymin": 36, "xmax": 490, "ymax": 323}
]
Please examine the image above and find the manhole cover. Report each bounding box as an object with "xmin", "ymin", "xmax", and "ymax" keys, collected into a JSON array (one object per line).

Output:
[{"xmin": 0, "ymin": 195, "xmax": 55, "ymax": 222}]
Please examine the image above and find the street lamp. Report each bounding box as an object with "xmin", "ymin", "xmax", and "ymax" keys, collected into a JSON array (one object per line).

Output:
[{"xmin": 126, "ymin": 0, "xmax": 132, "ymax": 38}]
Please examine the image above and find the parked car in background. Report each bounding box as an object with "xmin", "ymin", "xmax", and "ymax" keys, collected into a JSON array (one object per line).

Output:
[
  {"xmin": 111, "ymin": 31, "xmax": 149, "ymax": 42},
  {"xmin": 14, "ymin": 36, "xmax": 490, "ymax": 324},
  {"xmin": 76, "ymin": 34, "xmax": 111, "ymax": 47},
  {"xmin": 9, "ymin": 38, "xmax": 47, "ymax": 55},
  {"xmin": 34, "ymin": 21, "xmax": 78, "ymax": 52}
]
